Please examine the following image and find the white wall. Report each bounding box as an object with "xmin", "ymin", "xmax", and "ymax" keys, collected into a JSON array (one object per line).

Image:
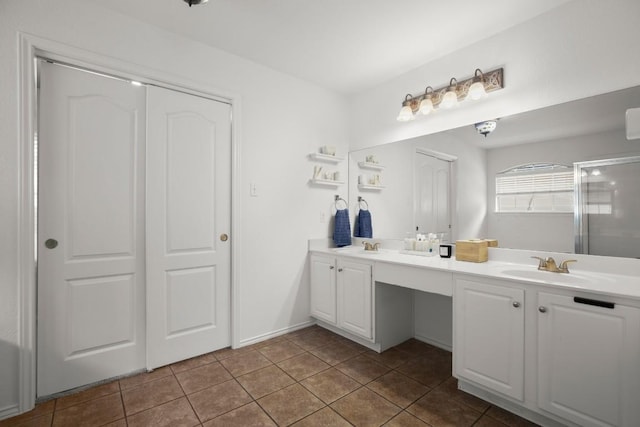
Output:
[
  {"xmin": 349, "ymin": 0, "xmax": 640, "ymax": 151},
  {"xmin": 487, "ymin": 129, "xmax": 640, "ymax": 253},
  {"xmin": 0, "ymin": 0, "xmax": 349, "ymax": 413}
]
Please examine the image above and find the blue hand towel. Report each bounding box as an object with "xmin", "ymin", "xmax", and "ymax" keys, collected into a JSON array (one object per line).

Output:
[
  {"xmin": 356, "ymin": 209, "xmax": 373, "ymax": 238},
  {"xmin": 333, "ymin": 209, "xmax": 352, "ymax": 247}
]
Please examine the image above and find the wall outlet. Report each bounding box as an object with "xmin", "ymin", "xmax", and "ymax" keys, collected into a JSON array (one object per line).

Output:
[
  {"xmin": 250, "ymin": 182, "xmax": 258, "ymax": 197},
  {"xmin": 320, "ymin": 211, "xmax": 326, "ymax": 223}
]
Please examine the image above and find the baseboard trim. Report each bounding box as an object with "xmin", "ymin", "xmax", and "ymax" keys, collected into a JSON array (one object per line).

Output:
[
  {"xmin": 0, "ymin": 404, "xmax": 20, "ymax": 421},
  {"xmin": 236, "ymin": 320, "xmax": 316, "ymax": 348},
  {"xmin": 414, "ymin": 334, "xmax": 452, "ymax": 352}
]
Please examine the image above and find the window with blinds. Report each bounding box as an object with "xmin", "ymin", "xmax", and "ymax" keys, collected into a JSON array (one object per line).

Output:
[{"xmin": 495, "ymin": 163, "xmax": 574, "ymax": 213}]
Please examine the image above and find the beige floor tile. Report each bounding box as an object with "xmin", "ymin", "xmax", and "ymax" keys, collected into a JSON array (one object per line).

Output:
[
  {"xmin": 291, "ymin": 407, "xmax": 351, "ymax": 427},
  {"xmin": 170, "ymin": 352, "xmax": 217, "ymax": 374},
  {"xmin": 119, "ymin": 366, "xmax": 173, "ymax": 390},
  {"xmin": 126, "ymin": 397, "xmax": 199, "ymax": 427},
  {"xmin": 335, "ymin": 354, "xmax": 391, "ymax": 384},
  {"xmin": 219, "ymin": 350, "xmax": 272, "ymax": 377},
  {"xmin": 367, "ymin": 371, "xmax": 429, "ymax": 408},
  {"xmin": 175, "ymin": 361, "xmax": 232, "ymax": 394},
  {"xmin": 289, "ymin": 330, "xmax": 340, "ymax": 351},
  {"xmin": 436, "ymin": 377, "xmax": 490, "ymax": 413},
  {"xmin": 52, "ymin": 393, "xmax": 124, "ymax": 427},
  {"xmin": 277, "ymin": 352, "xmax": 330, "ymax": 381},
  {"xmin": 202, "ymin": 402, "xmax": 276, "ymax": 427},
  {"xmin": 121, "ymin": 375, "xmax": 184, "ymax": 416},
  {"xmin": 188, "ymin": 379, "xmax": 252, "ymax": 422},
  {"xmin": 56, "ymin": 381, "xmax": 120, "ymax": 410},
  {"xmin": 363, "ymin": 347, "xmax": 415, "ymax": 369},
  {"xmin": 309, "ymin": 341, "xmax": 362, "ymax": 365},
  {"xmin": 396, "ymin": 354, "xmax": 452, "ymax": 388},
  {"xmin": 257, "ymin": 340, "xmax": 306, "ymax": 363},
  {"xmin": 331, "ymin": 387, "xmax": 401, "ymax": 426},
  {"xmin": 236, "ymin": 365, "xmax": 295, "ymax": 399},
  {"xmin": 0, "ymin": 413, "xmax": 53, "ymax": 427},
  {"xmin": 384, "ymin": 411, "xmax": 430, "ymax": 426},
  {"xmin": 258, "ymin": 383, "xmax": 325, "ymax": 426},
  {"xmin": 407, "ymin": 389, "xmax": 482, "ymax": 427},
  {"xmin": 300, "ymin": 368, "xmax": 361, "ymax": 404},
  {"xmin": 485, "ymin": 406, "xmax": 540, "ymax": 427}
]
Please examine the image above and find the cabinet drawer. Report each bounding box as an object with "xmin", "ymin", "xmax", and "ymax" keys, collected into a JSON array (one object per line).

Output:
[{"xmin": 375, "ymin": 262, "xmax": 452, "ymax": 296}]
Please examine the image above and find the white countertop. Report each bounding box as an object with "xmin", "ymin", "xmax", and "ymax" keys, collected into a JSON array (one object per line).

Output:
[{"xmin": 309, "ymin": 240, "xmax": 640, "ymax": 301}]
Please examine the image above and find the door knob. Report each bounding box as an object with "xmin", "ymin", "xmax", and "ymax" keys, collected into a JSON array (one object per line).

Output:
[
  {"xmin": 220, "ymin": 233, "xmax": 229, "ymax": 242},
  {"xmin": 539, "ymin": 306, "xmax": 548, "ymax": 313},
  {"xmin": 44, "ymin": 238, "xmax": 58, "ymax": 249},
  {"xmin": 512, "ymin": 301, "xmax": 521, "ymax": 308}
]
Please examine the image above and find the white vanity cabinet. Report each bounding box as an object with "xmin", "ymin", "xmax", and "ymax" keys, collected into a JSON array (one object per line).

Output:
[
  {"xmin": 310, "ymin": 254, "xmax": 373, "ymax": 341},
  {"xmin": 336, "ymin": 259, "xmax": 373, "ymax": 339},
  {"xmin": 453, "ymin": 277, "xmax": 525, "ymax": 401},
  {"xmin": 537, "ymin": 292, "xmax": 640, "ymax": 427},
  {"xmin": 309, "ymin": 254, "xmax": 338, "ymax": 324}
]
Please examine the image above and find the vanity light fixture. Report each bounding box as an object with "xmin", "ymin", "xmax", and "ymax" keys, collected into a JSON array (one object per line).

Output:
[
  {"xmin": 440, "ymin": 78, "xmax": 459, "ymax": 109},
  {"xmin": 397, "ymin": 94, "xmax": 418, "ymax": 122},
  {"xmin": 396, "ymin": 67, "xmax": 504, "ymax": 121},
  {"xmin": 419, "ymin": 86, "xmax": 435, "ymax": 115}
]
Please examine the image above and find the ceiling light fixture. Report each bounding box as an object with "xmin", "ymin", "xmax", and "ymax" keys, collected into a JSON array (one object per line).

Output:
[
  {"xmin": 183, "ymin": 0, "xmax": 209, "ymax": 6},
  {"xmin": 474, "ymin": 120, "xmax": 498, "ymax": 137},
  {"xmin": 396, "ymin": 67, "xmax": 504, "ymax": 121}
]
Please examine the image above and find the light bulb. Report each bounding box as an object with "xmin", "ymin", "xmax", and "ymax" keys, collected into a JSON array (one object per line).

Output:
[
  {"xmin": 419, "ymin": 98, "xmax": 434, "ymax": 115},
  {"xmin": 397, "ymin": 105, "xmax": 414, "ymax": 122},
  {"xmin": 440, "ymin": 89, "xmax": 458, "ymax": 109},
  {"xmin": 468, "ymin": 81, "xmax": 486, "ymax": 100}
]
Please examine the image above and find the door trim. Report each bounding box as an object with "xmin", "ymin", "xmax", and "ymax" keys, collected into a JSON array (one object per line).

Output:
[{"xmin": 17, "ymin": 32, "xmax": 242, "ymax": 412}]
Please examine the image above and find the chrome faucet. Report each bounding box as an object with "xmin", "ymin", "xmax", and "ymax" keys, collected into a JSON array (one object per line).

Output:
[
  {"xmin": 363, "ymin": 241, "xmax": 380, "ymax": 251},
  {"xmin": 531, "ymin": 256, "xmax": 577, "ymax": 273}
]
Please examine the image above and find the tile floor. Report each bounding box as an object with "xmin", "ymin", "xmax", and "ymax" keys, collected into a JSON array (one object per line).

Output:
[{"xmin": 1, "ymin": 326, "xmax": 539, "ymax": 426}]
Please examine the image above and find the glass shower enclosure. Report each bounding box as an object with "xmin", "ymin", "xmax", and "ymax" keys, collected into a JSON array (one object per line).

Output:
[{"xmin": 574, "ymin": 156, "xmax": 640, "ymax": 258}]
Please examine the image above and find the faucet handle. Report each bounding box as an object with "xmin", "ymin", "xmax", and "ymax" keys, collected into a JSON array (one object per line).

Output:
[
  {"xmin": 531, "ymin": 256, "xmax": 547, "ymax": 269},
  {"xmin": 559, "ymin": 259, "xmax": 577, "ymax": 273}
]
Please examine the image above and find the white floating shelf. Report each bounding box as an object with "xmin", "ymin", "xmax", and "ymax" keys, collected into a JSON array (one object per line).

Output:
[
  {"xmin": 358, "ymin": 184, "xmax": 385, "ymax": 191},
  {"xmin": 310, "ymin": 178, "xmax": 345, "ymax": 187},
  {"xmin": 358, "ymin": 161, "xmax": 385, "ymax": 171},
  {"xmin": 309, "ymin": 153, "xmax": 344, "ymax": 163}
]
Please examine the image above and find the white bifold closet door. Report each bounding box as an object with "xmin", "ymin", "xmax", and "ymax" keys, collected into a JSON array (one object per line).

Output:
[
  {"xmin": 37, "ymin": 62, "xmax": 232, "ymax": 397},
  {"xmin": 37, "ymin": 61, "xmax": 147, "ymax": 396},
  {"xmin": 146, "ymin": 86, "xmax": 231, "ymax": 369}
]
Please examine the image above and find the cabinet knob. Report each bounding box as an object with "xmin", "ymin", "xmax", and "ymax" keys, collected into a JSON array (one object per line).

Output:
[
  {"xmin": 512, "ymin": 301, "xmax": 521, "ymax": 308},
  {"xmin": 539, "ymin": 306, "xmax": 548, "ymax": 313},
  {"xmin": 329, "ymin": 266, "xmax": 335, "ymax": 270},
  {"xmin": 338, "ymin": 268, "xmax": 343, "ymax": 272}
]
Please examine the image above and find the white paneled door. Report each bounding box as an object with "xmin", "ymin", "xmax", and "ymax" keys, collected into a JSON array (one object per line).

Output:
[
  {"xmin": 146, "ymin": 86, "xmax": 231, "ymax": 369},
  {"xmin": 37, "ymin": 61, "xmax": 147, "ymax": 396}
]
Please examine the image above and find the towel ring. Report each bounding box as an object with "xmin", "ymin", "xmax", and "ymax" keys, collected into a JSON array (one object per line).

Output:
[
  {"xmin": 358, "ymin": 196, "xmax": 369, "ymax": 210},
  {"xmin": 334, "ymin": 195, "xmax": 348, "ymax": 210}
]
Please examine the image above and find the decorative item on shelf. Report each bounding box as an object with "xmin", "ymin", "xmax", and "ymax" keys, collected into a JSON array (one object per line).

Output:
[
  {"xmin": 320, "ymin": 145, "xmax": 336, "ymax": 156},
  {"xmin": 396, "ymin": 67, "xmax": 504, "ymax": 121}
]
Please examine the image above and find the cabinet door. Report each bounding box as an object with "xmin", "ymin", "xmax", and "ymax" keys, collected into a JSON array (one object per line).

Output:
[
  {"xmin": 310, "ymin": 255, "xmax": 337, "ymax": 324},
  {"xmin": 454, "ymin": 279, "xmax": 525, "ymax": 401},
  {"xmin": 337, "ymin": 260, "xmax": 372, "ymax": 340},
  {"xmin": 537, "ymin": 292, "xmax": 640, "ymax": 427}
]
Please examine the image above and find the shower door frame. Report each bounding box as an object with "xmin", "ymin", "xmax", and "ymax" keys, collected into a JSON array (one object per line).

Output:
[{"xmin": 574, "ymin": 155, "xmax": 640, "ymax": 255}]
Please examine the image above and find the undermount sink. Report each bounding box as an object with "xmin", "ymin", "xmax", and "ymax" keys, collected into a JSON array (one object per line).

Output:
[{"xmin": 500, "ymin": 268, "xmax": 601, "ymax": 285}]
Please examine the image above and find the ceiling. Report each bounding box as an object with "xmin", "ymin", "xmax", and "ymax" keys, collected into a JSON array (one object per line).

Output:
[{"xmin": 85, "ymin": 0, "xmax": 570, "ymax": 94}]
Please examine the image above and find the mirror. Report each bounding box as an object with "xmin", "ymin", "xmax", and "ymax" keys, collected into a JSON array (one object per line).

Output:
[{"xmin": 349, "ymin": 85, "xmax": 640, "ymax": 257}]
